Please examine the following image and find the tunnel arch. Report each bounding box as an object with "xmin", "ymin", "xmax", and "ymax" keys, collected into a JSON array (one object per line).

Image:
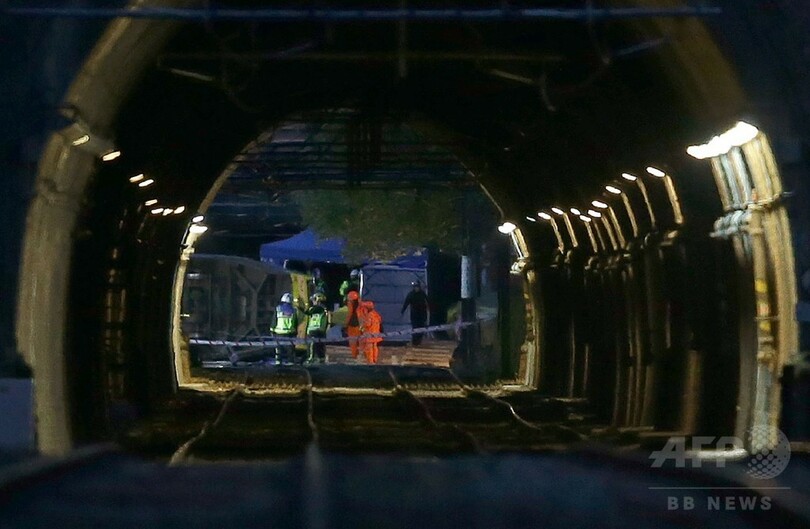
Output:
[
  {"xmin": 167, "ymin": 111, "xmax": 544, "ymax": 391},
  {"xmin": 17, "ymin": 1, "xmax": 795, "ymax": 456},
  {"xmin": 16, "ymin": 3, "xmax": 188, "ymax": 454}
]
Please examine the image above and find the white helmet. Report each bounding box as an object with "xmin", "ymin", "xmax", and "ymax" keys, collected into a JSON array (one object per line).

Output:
[
  {"xmin": 280, "ymin": 292, "xmax": 292, "ymax": 304},
  {"xmin": 311, "ymin": 292, "xmax": 326, "ymax": 304},
  {"xmin": 350, "ymin": 269, "xmax": 360, "ymax": 279}
]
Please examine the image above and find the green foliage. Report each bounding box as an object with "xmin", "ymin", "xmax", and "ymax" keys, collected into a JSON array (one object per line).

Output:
[{"xmin": 291, "ymin": 189, "xmax": 463, "ymax": 261}]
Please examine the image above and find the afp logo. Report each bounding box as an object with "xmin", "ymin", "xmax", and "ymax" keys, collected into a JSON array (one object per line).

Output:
[
  {"xmin": 649, "ymin": 427, "xmax": 791, "ymax": 480},
  {"xmin": 745, "ymin": 426, "xmax": 791, "ymax": 479}
]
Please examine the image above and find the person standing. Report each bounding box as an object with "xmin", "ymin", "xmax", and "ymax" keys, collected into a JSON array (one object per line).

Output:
[
  {"xmin": 339, "ymin": 269, "xmax": 361, "ymax": 305},
  {"xmin": 311, "ymin": 268, "xmax": 327, "ymax": 297},
  {"xmin": 359, "ymin": 300, "xmax": 383, "ymax": 364},
  {"xmin": 401, "ymin": 281, "xmax": 429, "ymax": 346},
  {"xmin": 345, "ymin": 290, "xmax": 362, "ymax": 359},
  {"xmin": 305, "ymin": 292, "xmax": 330, "ymax": 364},
  {"xmin": 272, "ymin": 292, "xmax": 298, "ymax": 364}
]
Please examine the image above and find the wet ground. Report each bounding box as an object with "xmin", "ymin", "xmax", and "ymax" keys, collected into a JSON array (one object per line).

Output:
[{"xmin": 1, "ymin": 446, "xmax": 807, "ymax": 529}]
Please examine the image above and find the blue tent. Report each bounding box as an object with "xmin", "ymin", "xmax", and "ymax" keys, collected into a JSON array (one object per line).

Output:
[
  {"xmin": 260, "ymin": 230, "xmax": 346, "ymax": 264},
  {"xmin": 260, "ymin": 229, "xmax": 428, "ymax": 269}
]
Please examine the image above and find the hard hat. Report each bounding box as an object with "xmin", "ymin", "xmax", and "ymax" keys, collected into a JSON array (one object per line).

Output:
[
  {"xmin": 347, "ymin": 291, "xmax": 359, "ymax": 301},
  {"xmin": 280, "ymin": 292, "xmax": 292, "ymax": 304},
  {"xmin": 350, "ymin": 269, "xmax": 360, "ymax": 279},
  {"xmin": 411, "ymin": 280, "xmax": 421, "ymax": 287},
  {"xmin": 311, "ymin": 292, "xmax": 325, "ymax": 304}
]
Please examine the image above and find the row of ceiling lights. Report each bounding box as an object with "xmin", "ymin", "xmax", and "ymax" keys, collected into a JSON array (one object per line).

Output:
[
  {"xmin": 497, "ymin": 121, "xmax": 761, "ymax": 253},
  {"xmin": 126, "ymin": 174, "xmax": 183, "ymax": 215},
  {"xmin": 73, "ymin": 119, "xmax": 756, "ymax": 245},
  {"xmin": 498, "ymin": 165, "xmax": 671, "ymax": 236},
  {"xmin": 538, "ymin": 166, "xmax": 666, "ymax": 224},
  {"xmin": 68, "ymin": 129, "xmax": 211, "ymax": 236},
  {"xmin": 124, "ymin": 172, "xmax": 208, "ymax": 233}
]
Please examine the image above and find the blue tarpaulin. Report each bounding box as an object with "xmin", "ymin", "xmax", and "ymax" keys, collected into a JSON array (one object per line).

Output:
[
  {"xmin": 259, "ymin": 229, "xmax": 427, "ymax": 269},
  {"xmin": 260, "ymin": 230, "xmax": 346, "ymax": 264}
]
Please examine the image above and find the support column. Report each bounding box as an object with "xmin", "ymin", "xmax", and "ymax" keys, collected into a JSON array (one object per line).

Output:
[{"xmin": 460, "ymin": 254, "xmax": 477, "ymax": 368}]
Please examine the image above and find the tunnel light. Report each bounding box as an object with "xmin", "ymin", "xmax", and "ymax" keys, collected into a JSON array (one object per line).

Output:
[
  {"xmin": 173, "ymin": 206, "xmax": 186, "ymax": 214},
  {"xmin": 189, "ymin": 224, "xmax": 209, "ymax": 234},
  {"xmin": 538, "ymin": 212, "xmax": 552, "ymax": 220},
  {"xmin": 689, "ymin": 135, "xmax": 732, "ymax": 160},
  {"xmin": 687, "ymin": 121, "xmax": 760, "ymax": 159},
  {"xmin": 725, "ymin": 121, "xmax": 759, "ymax": 145},
  {"xmin": 151, "ymin": 207, "xmax": 165, "ymax": 215},
  {"xmin": 570, "ymin": 208, "xmax": 581, "ymax": 216},
  {"xmin": 129, "ymin": 173, "xmax": 145, "ymax": 183},
  {"xmin": 587, "ymin": 209, "xmax": 602, "ymax": 218},
  {"xmin": 138, "ymin": 179, "xmax": 155, "ymax": 188},
  {"xmin": 162, "ymin": 209, "xmax": 173, "ymax": 216},
  {"xmin": 192, "ymin": 215, "xmax": 205, "ymax": 223},
  {"xmin": 579, "ymin": 215, "xmax": 592, "ymax": 223},
  {"xmin": 621, "ymin": 172, "xmax": 638, "ymax": 181},
  {"xmin": 605, "ymin": 185, "xmax": 622, "ymax": 194},
  {"xmin": 646, "ymin": 166, "xmax": 666, "ymax": 178},
  {"xmin": 592, "ymin": 200, "xmax": 608, "ymax": 209},
  {"xmin": 64, "ymin": 123, "xmax": 117, "ymax": 157},
  {"xmin": 101, "ymin": 150, "xmax": 121, "ymax": 162},
  {"xmin": 525, "ymin": 216, "xmax": 537, "ymax": 222},
  {"xmin": 71, "ymin": 134, "xmax": 90, "ymax": 146},
  {"xmin": 686, "ymin": 144, "xmax": 711, "ymax": 159},
  {"xmin": 498, "ymin": 222, "xmax": 517, "ymax": 234},
  {"xmin": 551, "ymin": 207, "xmax": 565, "ymax": 215},
  {"xmin": 710, "ymin": 134, "xmax": 734, "ymax": 152},
  {"xmin": 144, "ymin": 199, "xmax": 158, "ymax": 206}
]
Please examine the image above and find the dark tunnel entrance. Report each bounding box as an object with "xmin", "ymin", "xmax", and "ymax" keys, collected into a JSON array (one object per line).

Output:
[{"xmin": 8, "ymin": 2, "xmax": 805, "ymax": 467}]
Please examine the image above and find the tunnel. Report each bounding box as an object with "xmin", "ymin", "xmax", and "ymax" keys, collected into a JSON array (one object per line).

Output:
[{"xmin": 2, "ymin": 1, "xmax": 810, "ymax": 527}]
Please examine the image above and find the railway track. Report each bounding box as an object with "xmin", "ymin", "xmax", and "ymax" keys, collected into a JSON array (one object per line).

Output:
[{"xmin": 162, "ymin": 366, "xmax": 593, "ymax": 463}]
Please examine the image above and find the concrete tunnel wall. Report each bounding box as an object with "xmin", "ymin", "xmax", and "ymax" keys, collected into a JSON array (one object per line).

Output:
[
  {"xmin": 9, "ymin": 1, "xmax": 809, "ymax": 454},
  {"xmin": 15, "ymin": 0, "xmax": 191, "ymax": 455}
]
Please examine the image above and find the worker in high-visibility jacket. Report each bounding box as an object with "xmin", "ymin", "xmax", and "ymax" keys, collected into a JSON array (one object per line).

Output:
[
  {"xmin": 339, "ymin": 269, "xmax": 361, "ymax": 305},
  {"xmin": 345, "ymin": 290, "xmax": 362, "ymax": 358},
  {"xmin": 272, "ymin": 292, "xmax": 299, "ymax": 364},
  {"xmin": 359, "ymin": 300, "xmax": 383, "ymax": 364},
  {"xmin": 305, "ymin": 292, "xmax": 331, "ymax": 364}
]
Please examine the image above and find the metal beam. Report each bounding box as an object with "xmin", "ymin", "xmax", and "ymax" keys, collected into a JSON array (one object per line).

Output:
[
  {"xmin": 234, "ymin": 152, "xmax": 465, "ymax": 158},
  {"xmin": 262, "ymin": 180, "xmax": 477, "ymax": 190},
  {"xmin": 3, "ymin": 5, "xmax": 723, "ymax": 22},
  {"xmin": 237, "ymin": 140, "xmax": 461, "ymax": 147},
  {"xmin": 162, "ymin": 51, "xmax": 564, "ymax": 63}
]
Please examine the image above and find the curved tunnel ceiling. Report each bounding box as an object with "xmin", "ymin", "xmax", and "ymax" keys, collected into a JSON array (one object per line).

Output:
[
  {"xmin": 15, "ymin": 0, "xmax": 777, "ymax": 455},
  {"xmin": 106, "ymin": 1, "xmax": 746, "ymax": 216}
]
